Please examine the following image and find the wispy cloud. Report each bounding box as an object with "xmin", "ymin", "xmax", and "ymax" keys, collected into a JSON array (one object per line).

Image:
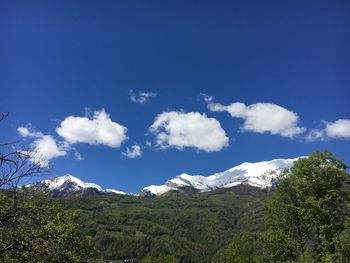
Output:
[
  {"xmin": 17, "ymin": 125, "xmax": 43, "ymax": 138},
  {"xmin": 129, "ymin": 89, "xmax": 157, "ymax": 104},
  {"xmin": 122, "ymin": 144, "xmax": 142, "ymax": 158},
  {"xmin": 199, "ymin": 93, "xmax": 215, "ymax": 103}
]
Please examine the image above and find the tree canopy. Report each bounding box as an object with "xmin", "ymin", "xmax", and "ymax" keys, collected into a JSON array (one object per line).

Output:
[{"xmin": 217, "ymin": 151, "xmax": 350, "ymax": 263}]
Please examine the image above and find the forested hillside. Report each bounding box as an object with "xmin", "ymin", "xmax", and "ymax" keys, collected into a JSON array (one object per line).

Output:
[
  {"xmin": 63, "ymin": 185, "xmax": 269, "ymax": 262},
  {"xmin": 61, "ymin": 152, "xmax": 350, "ymax": 263}
]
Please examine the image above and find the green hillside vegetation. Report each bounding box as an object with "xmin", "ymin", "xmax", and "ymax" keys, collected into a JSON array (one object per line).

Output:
[
  {"xmin": 62, "ymin": 185, "xmax": 269, "ymax": 262},
  {"xmin": 62, "ymin": 151, "xmax": 350, "ymax": 263}
]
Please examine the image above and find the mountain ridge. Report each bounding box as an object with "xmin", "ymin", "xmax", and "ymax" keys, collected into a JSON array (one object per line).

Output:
[
  {"xmin": 31, "ymin": 157, "xmax": 303, "ymax": 197},
  {"xmin": 141, "ymin": 157, "xmax": 302, "ymax": 196}
]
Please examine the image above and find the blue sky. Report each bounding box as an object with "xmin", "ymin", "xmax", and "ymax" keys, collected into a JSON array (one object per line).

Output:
[{"xmin": 1, "ymin": 0, "xmax": 349, "ymax": 193}]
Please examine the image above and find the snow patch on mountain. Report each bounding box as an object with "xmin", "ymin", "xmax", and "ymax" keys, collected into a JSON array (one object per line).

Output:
[
  {"xmin": 142, "ymin": 157, "xmax": 301, "ymax": 196},
  {"xmin": 41, "ymin": 174, "xmax": 127, "ymax": 195},
  {"xmin": 44, "ymin": 175, "xmax": 102, "ymax": 191},
  {"xmin": 104, "ymin": 188, "xmax": 128, "ymax": 195},
  {"xmin": 142, "ymin": 185, "xmax": 174, "ymax": 196}
]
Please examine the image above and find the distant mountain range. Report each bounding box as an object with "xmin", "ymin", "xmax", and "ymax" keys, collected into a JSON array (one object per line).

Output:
[
  {"xmin": 31, "ymin": 157, "xmax": 301, "ymax": 197},
  {"xmin": 141, "ymin": 157, "xmax": 300, "ymax": 197}
]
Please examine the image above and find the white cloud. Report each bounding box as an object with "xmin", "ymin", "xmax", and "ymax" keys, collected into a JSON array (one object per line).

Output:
[
  {"xmin": 17, "ymin": 126, "xmax": 43, "ymax": 138},
  {"xmin": 18, "ymin": 131, "xmax": 68, "ymax": 167},
  {"xmin": 207, "ymin": 100, "xmax": 305, "ymax": 138},
  {"xmin": 122, "ymin": 144, "xmax": 142, "ymax": 158},
  {"xmin": 56, "ymin": 109, "xmax": 128, "ymax": 148},
  {"xmin": 129, "ymin": 89, "xmax": 157, "ymax": 104},
  {"xmin": 149, "ymin": 111, "xmax": 229, "ymax": 152},
  {"xmin": 18, "ymin": 109, "xmax": 126, "ymax": 166},
  {"xmin": 18, "ymin": 126, "xmax": 81, "ymax": 167},
  {"xmin": 306, "ymin": 119, "xmax": 350, "ymax": 141},
  {"xmin": 30, "ymin": 135, "xmax": 68, "ymax": 167},
  {"xmin": 325, "ymin": 119, "xmax": 350, "ymax": 139}
]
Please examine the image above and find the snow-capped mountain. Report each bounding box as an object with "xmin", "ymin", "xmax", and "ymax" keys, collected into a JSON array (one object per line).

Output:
[
  {"xmin": 28, "ymin": 157, "xmax": 303, "ymax": 198},
  {"xmin": 35, "ymin": 175, "xmax": 127, "ymax": 197},
  {"xmin": 141, "ymin": 157, "xmax": 301, "ymax": 197}
]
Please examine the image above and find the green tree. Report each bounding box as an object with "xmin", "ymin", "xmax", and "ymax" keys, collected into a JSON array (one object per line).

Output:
[
  {"xmin": 212, "ymin": 232, "xmax": 263, "ymax": 263},
  {"xmin": 0, "ymin": 188, "xmax": 94, "ymax": 262},
  {"xmin": 263, "ymin": 151, "xmax": 349, "ymax": 262},
  {"xmin": 332, "ymin": 214, "xmax": 350, "ymax": 263}
]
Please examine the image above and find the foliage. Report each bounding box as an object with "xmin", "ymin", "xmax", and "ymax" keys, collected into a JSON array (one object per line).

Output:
[
  {"xmin": 263, "ymin": 151, "xmax": 349, "ymax": 262},
  {"xmin": 212, "ymin": 232, "xmax": 263, "ymax": 263},
  {"xmin": 0, "ymin": 188, "xmax": 94, "ymax": 262},
  {"xmin": 260, "ymin": 229, "xmax": 300, "ymax": 262},
  {"xmin": 0, "ymin": 114, "xmax": 95, "ymax": 262},
  {"xmin": 63, "ymin": 185, "xmax": 269, "ymax": 262},
  {"xmin": 217, "ymin": 151, "xmax": 350, "ymax": 263}
]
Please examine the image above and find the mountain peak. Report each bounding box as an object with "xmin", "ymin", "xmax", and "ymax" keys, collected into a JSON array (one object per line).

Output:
[
  {"xmin": 44, "ymin": 174, "xmax": 102, "ymax": 191},
  {"xmin": 39, "ymin": 174, "xmax": 127, "ymax": 197},
  {"xmin": 141, "ymin": 157, "xmax": 302, "ymax": 196}
]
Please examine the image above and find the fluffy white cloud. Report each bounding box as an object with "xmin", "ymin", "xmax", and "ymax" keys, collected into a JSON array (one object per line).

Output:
[
  {"xmin": 56, "ymin": 109, "xmax": 128, "ymax": 148},
  {"xmin": 18, "ymin": 109, "xmax": 126, "ymax": 166},
  {"xmin": 30, "ymin": 135, "xmax": 68, "ymax": 167},
  {"xmin": 149, "ymin": 111, "xmax": 229, "ymax": 152},
  {"xmin": 306, "ymin": 119, "xmax": 350, "ymax": 141},
  {"xmin": 325, "ymin": 119, "xmax": 350, "ymax": 139},
  {"xmin": 207, "ymin": 100, "xmax": 305, "ymax": 138},
  {"xmin": 18, "ymin": 127, "xmax": 69, "ymax": 167},
  {"xmin": 129, "ymin": 89, "xmax": 157, "ymax": 104},
  {"xmin": 122, "ymin": 144, "xmax": 142, "ymax": 158}
]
